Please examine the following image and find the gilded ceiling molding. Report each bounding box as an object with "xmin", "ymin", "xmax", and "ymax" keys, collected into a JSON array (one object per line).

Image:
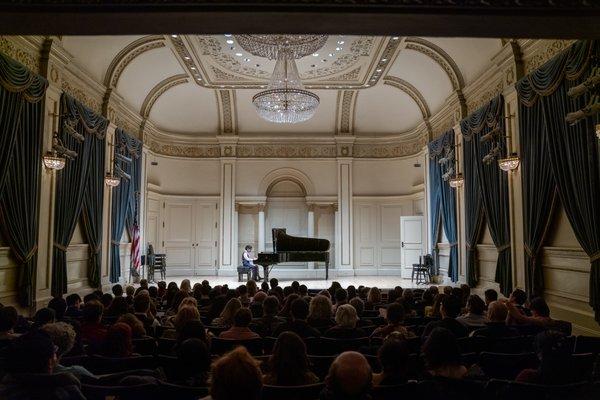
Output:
[
  {"xmin": 336, "ymin": 90, "xmax": 358, "ymax": 135},
  {"xmin": 404, "ymin": 37, "xmax": 465, "ymax": 91},
  {"xmin": 383, "ymin": 76, "xmax": 431, "ymax": 120},
  {"xmin": 103, "ymin": 35, "xmax": 166, "ymax": 88},
  {"xmin": 524, "ymin": 39, "xmax": 574, "ymax": 74},
  {"xmin": 140, "ymin": 74, "xmax": 189, "ymax": 119},
  {"xmin": 216, "ymin": 89, "xmax": 237, "ymax": 135},
  {"xmin": 0, "ymin": 36, "xmax": 40, "ymax": 73},
  {"xmin": 353, "ymin": 135, "xmax": 428, "ymax": 158}
]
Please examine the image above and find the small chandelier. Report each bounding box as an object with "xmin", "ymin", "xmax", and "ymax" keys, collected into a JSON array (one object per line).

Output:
[
  {"xmin": 104, "ymin": 172, "xmax": 121, "ymax": 187},
  {"xmin": 596, "ymin": 123, "xmax": 600, "ymax": 140},
  {"xmin": 498, "ymin": 152, "xmax": 520, "ymax": 172},
  {"xmin": 449, "ymin": 173, "xmax": 464, "ymax": 188},
  {"xmin": 42, "ymin": 151, "xmax": 66, "ymax": 170}
]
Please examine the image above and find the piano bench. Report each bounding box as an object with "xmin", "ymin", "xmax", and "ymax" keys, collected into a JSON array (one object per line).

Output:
[{"xmin": 237, "ymin": 266, "xmax": 251, "ymax": 282}]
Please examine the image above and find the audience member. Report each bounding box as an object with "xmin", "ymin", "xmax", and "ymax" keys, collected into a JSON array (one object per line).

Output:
[
  {"xmin": 124, "ymin": 285, "xmax": 135, "ymax": 305},
  {"xmin": 422, "ymin": 327, "xmax": 467, "ymax": 379},
  {"xmin": 100, "ymin": 293, "xmax": 113, "ymax": 309},
  {"xmin": 219, "ymin": 308, "xmax": 260, "ymax": 340},
  {"xmin": 0, "ymin": 331, "xmax": 85, "ymax": 400},
  {"xmin": 505, "ymin": 297, "xmax": 555, "ymax": 327},
  {"xmin": 48, "ymin": 297, "xmax": 67, "ymax": 321},
  {"xmin": 133, "ymin": 292, "xmax": 160, "ymax": 332},
  {"xmin": 164, "ymin": 305, "xmax": 201, "ymax": 339},
  {"xmin": 117, "ymin": 313, "xmax": 147, "ymax": 338},
  {"xmin": 41, "ymin": 322, "xmax": 95, "ymax": 379},
  {"xmin": 472, "ymin": 301, "xmax": 518, "ymax": 338},
  {"xmin": 484, "ymin": 289, "xmax": 498, "ymax": 308},
  {"xmin": 0, "ymin": 306, "xmax": 19, "ymax": 348},
  {"xmin": 111, "ymin": 284, "xmax": 123, "ymax": 297},
  {"xmin": 324, "ymin": 304, "xmax": 367, "ymax": 339},
  {"xmin": 263, "ymin": 331, "xmax": 319, "ymax": 386},
  {"xmin": 33, "ymin": 307, "xmax": 56, "ymax": 328},
  {"xmin": 175, "ymin": 338, "xmax": 211, "ymax": 386},
  {"xmin": 422, "ymin": 295, "xmax": 468, "ymax": 338},
  {"xmin": 307, "ymin": 295, "xmax": 334, "ymax": 331},
  {"xmin": 80, "ymin": 300, "xmax": 107, "ymax": 350},
  {"xmin": 252, "ymin": 295, "xmax": 284, "ymax": 337},
  {"xmin": 373, "ymin": 337, "xmax": 410, "ymax": 385},
  {"xmin": 365, "ymin": 287, "xmax": 382, "ymax": 310},
  {"xmin": 105, "ymin": 296, "xmax": 129, "ymax": 318},
  {"xmin": 212, "ymin": 298, "xmax": 242, "ymax": 327},
  {"xmin": 177, "ymin": 319, "xmax": 208, "ymax": 346},
  {"xmin": 426, "ymin": 293, "xmax": 447, "ymax": 318},
  {"xmin": 371, "ymin": 302, "xmax": 414, "ymax": 339},
  {"xmin": 349, "ymin": 297, "xmax": 371, "ymax": 327},
  {"xmin": 208, "ymin": 347, "xmax": 262, "ymax": 400},
  {"xmin": 321, "ymin": 351, "xmax": 372, "ymax": 400},
  {"xmin": 333, "ymin": 288, "xmax": 348, "ymax": 310},
  {"xmin": 273, "ymin": 298, "xmax": 320, "ymax": 338},
  {"xmin": 278, "ymin": 293, "xmax": 300, "ymax": 319},
  {"xmin": 64, "ymin": 294, "xmax": 83, "ymax": 319},
  {"xmin": 509, "ymin": 288, "xmax": 531, "ymax": 316},
  {"xmin": 237, "ymin": 285, "xmax": 251, "ymax": 307},
  {"xmin": 269, "ymin": 278, "xmax": 279, "ymax": 290},
  {"xmin": 456, "ymin": 295, "xmax": 488, "ymax": 328},
  {"xmin": 516, "ymin": 330, "xmax": 575, "ymax": 385},
  {"xmin": 102, "ymin": 322, "xmax": 134, "ymax": 358}
]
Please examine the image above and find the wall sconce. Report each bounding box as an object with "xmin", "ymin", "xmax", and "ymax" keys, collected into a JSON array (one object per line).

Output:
[
  {"xmin": 42, "ymin": 150, "xmax": 66, "ymax": 170},
  {"xmin": 596, "ymin": 123, "xmax": 600, "ymax": 140},
  {"xmin": 498, "ymin": 152, "xmax": 520, "ymax": 172},
  {"xmin": 449, "ymin": 173, "xmax": 464, "ymax": 188},
  {"xmin": 104, "ymin": 172, "xmax": 121, "ymax": 187}
]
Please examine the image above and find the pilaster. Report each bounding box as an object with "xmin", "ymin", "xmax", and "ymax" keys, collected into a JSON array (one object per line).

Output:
[
  {"xmin": 218, "ymin": 158, "xmax": 236, "ymax": 274},
  {"xmin": 337, "ymin": 157, "xmax": 353, "ymax": 275}
]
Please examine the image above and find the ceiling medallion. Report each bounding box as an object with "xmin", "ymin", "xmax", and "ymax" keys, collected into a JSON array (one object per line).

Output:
[{"xmin": 235, "ymin": 35, "xmax": 327, "ymax": 124}]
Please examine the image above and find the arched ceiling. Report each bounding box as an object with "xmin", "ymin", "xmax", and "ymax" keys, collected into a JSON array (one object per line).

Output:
[{"xmin": 60, "ymin": 34, "xmax": 503, "ymax": 138}]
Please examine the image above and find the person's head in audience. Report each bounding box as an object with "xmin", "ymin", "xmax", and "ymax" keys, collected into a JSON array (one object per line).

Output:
[
  {"xmin": 430, "ymin": 286, "xmax": 439, "ymax": 295},
  {"xmin": 402, "ymin": 289, "xmax": 414, "ymax": 306},
  {"xmin": 487, "ymin": 301, "xmax": 508, "ymax": 323},
  {"xmin": 422, "ymin": 327, "xmax": 466, "ymax": 379},
  {"xmin": 148, "ymin": 286, "xmax": 158, "ymax": 299},
  {"xmin": 171, "ymin": 289, "xmax": 191, "ymax": 311},
  {"xmin": 133, "ymin": 292, "xmax": 151, "ymax": 315},
  {"xmin": 335, "ymin": 304, "xmax": 359, "ymax": 329},
  {"xmin": 367, "ymin": 287, "xmax": 381, "ymax": 305},
  {"xmin": 103, "ymin": 322, "xmax": 133, "ymax": 357},
  {"xmin": 177, "ymin": 338, "xmax": 210, "ymax": 386},
  {"xmin": 267, "ymin": 331, "xmax": 315, "ymax": 386},
  {"xmin": 335, "ymin": 288, "xmax": 348, "ymax": 306},
  {"xmin": 117, "ymin": 313, "xmax": 146, "ymax": 338},
  {"xmin": 217, "ymin": 298, "xmax": 242, "ymax": 326},
  {"xmin": 484, "ymin": 289, "xmax": 498, "ymax": 306},
  {"xmin": 237, "ymin": 284, "xmax": 248, "ymax": 299},
  {"xmin": 210, "ymin": 347, "xmax": 262, "ymax": 400},
  {"xmin": 180, "ymin": 279, "xmax": 192, "ymax": 294},
  {"xmin": 83, "ymin": 292, "xmax": 99, "ymax": 304},
  {"xmin": 387, "ymin": 288, "xmax": 399, "ymax": 303},
  {"xmin": 100, "ymin": 293, "xmax": 113, "ymax": 309},
  {"xmin": 253, "ymin": 291, "xmax": 267, "ymax": 304},
  {"xmin": 421, "ymin": 288, "xmax": 435, "ymax": 307},
  {"xmin": 349, "ymin": 297, "xmax": 365, "ymax": 318},
  {"xmin": 431, "ymin": 293, "xmax": 448, "ymax": 318},
  {"xmin": 106, "ymin": 296, "xmax": 128, "ymax": 318},
  {"xmin": 319, "ymin": 289, "xmax": 331, "ymax": 299},
  {"xmin": 232, "ymin": 308, "xmax": 252, "ymax": 328},
  {"xmin": 291, "ymin": 280, "xmax": 300, "ymax": 293},
  {"xmin": 177, "ymin": 320, "xmax": 208, "ymax": 345},
  {"xmin": 263, "ymin": 296, "xmax": 280, "ymax": 317},
  {"xmin": 246, "ymin": 280, "xmax": 258, "ymax": 297},
  {"xmin": 347, "ymin": 285, "xmax": 356, "ymax": 300},
  {"xmin": 450, "ymin": 287, "xmax": 463, "ymax": 305},
  {"xmin": 48, "ymin": 297, "xmax": 67, "ymax": 321},
  {"xmin": 125, "ymin": 285, "xmax": 135, "ymax": 298},
  {"xmin": 440, "ymin": 295, "xmax": 462, "ymax": 319},
  {"xmin": 174, "ymin": 305, "xmax": 201, "ymax": 332},
  {"xmin": 178, "ymin": 296, "xmax": 198, "ymax": 311},
  {"xmin": 34, "ymin": 308, "xmax": 56, "ymax": 327},
  {"xmin": 283, "ymin": 286, "xmax": 294, "ymax": 298},
  {"xmin": 465, "ymin": 294, "xmax": 486, "ymax": 316},
  {"xmin": 443, "ymin": 286, "xmax": 452, "ymax": 295},
  {"xmin": 309, "ymin": 295, "xmax": 333, "ymax": 321},
  {"xmin": 460, "ymin": 284, "xmax": 471, "ymax": 306},
  {"xmin": 510, "ymin": 288, "xmax": 528, "ymax": 307},
  {"xmin": 299, "ymin": 284, "xmax": 308, "ymax": 297},
  {"xmin": 66, "ymin": 293, "xmax": 82, "ymax": 309},
  {"xmin": 269, "ymin": 278, "xmax": 279, "ymax": 290},
  {"xmin": 0, "ymin": 306, "xmax": 18, "ymax": 337},
  {"xmin": 82, "ymin": 300, "xmax": 104, "ymax": 325},
  {"xmin": 279, "ymin": 293, "xmax": 300, "ymax": 318},
  {"xmin": 385, "ymin": 302, "xmax": 406, "ymax": 325},
  {"xmin": 376, "ymin": 337, "xmax": 410, "ymax": 385},
  {"xmin": 261, "ymin": 282, "xmax": 270, "ymax": 292},
  {"xmin": 41, "ymin": 322, "xmax": 76, "ymax": 361},
  {"xmin": 5, "ymin": 331, "xmax": 58, "ymax": 374},
  {"xmin": 112, "ymin": 284, "xmax": 123, "ymax": 297},
  {"xmin": 529, "ymin": 297, "xmax": 551, "ymax": 318},
  {"xmin": 200, "ymin": 284, "xmax": 211, "ymax": 298},
  {"xmin": 324, "ymin": 351, "xmax": 372, "ymax": 400},
  {"xmin": 140, "ymin": 279, "xmax": 149, "ymax": 290},
  {"xmin": 290, "ymin": 298, "xmax": 310, "ymax": 321}
]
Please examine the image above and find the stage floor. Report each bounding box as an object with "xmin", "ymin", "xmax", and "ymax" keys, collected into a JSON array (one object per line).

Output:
[{"xmin": 160, "ymin": 275, "xmax": 438, "ymax": 290}]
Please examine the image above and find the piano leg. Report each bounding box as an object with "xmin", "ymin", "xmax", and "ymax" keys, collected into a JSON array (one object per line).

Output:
[
  {"xmin": 263, "ymin": 265, "xmax": 269, "ymax": 283},
  {"xmin": 325, "ymin": 260, "xmax": 329, "ymax": 281}
]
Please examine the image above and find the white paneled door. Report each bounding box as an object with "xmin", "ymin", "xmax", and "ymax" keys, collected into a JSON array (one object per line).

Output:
[
  {"xmin": 162, "ymin": 198, "xmax": 218, "ymax": 276},
  {"xmin": 400, "ymin": 216, "xmax": 425, "ymax": 279}
]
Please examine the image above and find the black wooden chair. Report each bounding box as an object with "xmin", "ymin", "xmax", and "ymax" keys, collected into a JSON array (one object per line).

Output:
[
  {"xmin": 132, "ymin": 336, "xmax": 157, "ymax": 355},
  {"xmin": 261, "ymin": 382, "xmax": 325, "ymax": 400}
]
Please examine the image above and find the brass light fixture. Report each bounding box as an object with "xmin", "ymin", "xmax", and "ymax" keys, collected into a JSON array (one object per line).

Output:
[
  {"xmin": 42, "ymin": 150, "xmax": 66, "ymax": 170},
  {"xmin": 105, "ymin": 142, "xmax": 121, "ymax": 187},
  {"xmin": 498, "ymin": 152, "xmax": 521, "ymax": 172},
  {"xmin": 449, "ymin": 173, "xmax": 464, "ymax": 188},
  {"xmin": 596, "ymin": 123, "xmax": 600, "ymax": 140}
]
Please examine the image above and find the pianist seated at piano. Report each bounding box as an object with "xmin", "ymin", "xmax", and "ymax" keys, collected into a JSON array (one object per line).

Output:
[{"xmin": 242, "ymin": 245, "xmax": 262, "ymax": 281}]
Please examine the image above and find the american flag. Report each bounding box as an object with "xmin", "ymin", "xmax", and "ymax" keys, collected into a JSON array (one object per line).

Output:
[{"xmin": 131, "ymin": 224, "xmax": 141, "ymax": 272}]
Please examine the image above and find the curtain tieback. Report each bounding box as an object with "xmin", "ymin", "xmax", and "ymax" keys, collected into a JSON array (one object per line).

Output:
[
  {"xmin": 591, "ymin": 252, "xmax": 600, "ymax": 263},
  {"xmin": 466, "ymin": 243, "xmax": 476, "ymax": 252},
  {"xmin": 524, "ymin": 244, "xmax": 536, "ymax": 258},
  {"xmin": 449, "ymin": 242, "xmax": 458, "ymax": 247},
  {"xmin": 15, "ymin": 245, "xmax": 38, "ymax": 264},
  {"xmin": 53, "ymin": 242, "xmax": 68, "ymax": 252},
  {"xmin": 90, "ymin": 245, "xmax": 102, "ymax": 255},
  {"xmin": 497, "ymin": 243, "xmax": 511, "ymax": 252},
  {"xmin": 111, "ymin": 240, "xmax": 121, "ymax": 246}
]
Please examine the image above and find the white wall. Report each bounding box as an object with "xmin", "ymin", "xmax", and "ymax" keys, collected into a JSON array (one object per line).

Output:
[
  {"xmin": 353, "ymin": 156, "xmax": 424, "ymax": 196},
  {"xmin": 147, "ymin": 155, "xmax": 220, "ymax": 196}
]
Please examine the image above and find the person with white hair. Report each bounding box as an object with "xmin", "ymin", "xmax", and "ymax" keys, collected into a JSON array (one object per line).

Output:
[{"xmin": 323, "ymin": 304, "xmax": 367, "ymax": 339}]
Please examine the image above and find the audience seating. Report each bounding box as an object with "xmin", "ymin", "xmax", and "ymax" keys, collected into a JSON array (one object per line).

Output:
[
  {"xmin": 487, "ymin": 336, "xmax": 535, "ymax": 354},
  {"xmin": 261, "ymin": 382, "xmax": 325, "ymax": 400},
  {"xmin": 86, "ymin": 354, "xmax": 157, "ymax": 375},
  {"xmin": 309, "ymin": 336, "xmax": 370, "ymax": 355},
  {"xmin": 210, "ymin": 337, "xmax": 264, "ymax": 355},
  {"xmin": 418, "ymin": 378, "xmax": 487, "ymax": 400},
  {"xmin": 308, "ymin": 355, "xmax": 336, "ymax": 380},
  {"xmin": 158, "ymin": 382, "xmax": 209, "ymax": 400},
  {"xmin": 486, "ymin": 379, "xmax": 594, "ymax": 400},
  {"xmin": 371, "ymin": 382, "xmax": 419, "ymax": 400},
  {"xmin": 479, "ymin": 352, "xmax": 539, "ymax": 380},
  {"xmin": 157, "ymin": 337, "xmax": 177, "ymax": 355},
  {"xmin": 575, "ymin": 336, "xmax": 600, "ymax": 354},
  {"xmin": 132, "ymin": 336, "xmax": 158, "ymax": 355},
  {"xmin": 82, "ymin": 383, "xmax": 159, "ymax": 400}
]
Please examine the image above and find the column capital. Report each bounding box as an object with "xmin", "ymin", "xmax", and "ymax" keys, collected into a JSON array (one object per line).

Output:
[
  {"xmin": 257, "ymin": 203, "xmax": 266, "ymax": 212},
  {"xmin": 234, "ymin": 203, "xmax": 240, "ymax": 212},
  {"xmin": 332, "ymin": 203, "xmax": 339, "ymax": 212},
  {"xmin": 307, "ymin": 203, "xmax": 316, "ymax": 212}
]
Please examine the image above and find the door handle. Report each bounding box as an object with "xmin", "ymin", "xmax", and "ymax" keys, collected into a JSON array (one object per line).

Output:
[{"xmin": 401, "ymin": 241, "xmax": 405, "ymax": 248}]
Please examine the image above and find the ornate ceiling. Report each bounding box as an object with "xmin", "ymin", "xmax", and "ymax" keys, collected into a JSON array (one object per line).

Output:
[{"xmin": 60, "ymin": 34, "xmax": 503, "ymax": 139}]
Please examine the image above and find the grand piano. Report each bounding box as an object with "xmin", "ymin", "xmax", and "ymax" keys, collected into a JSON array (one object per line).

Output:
[{"xmin": 256, "ymin": 228, "xmax": 331, "ymax": 281}]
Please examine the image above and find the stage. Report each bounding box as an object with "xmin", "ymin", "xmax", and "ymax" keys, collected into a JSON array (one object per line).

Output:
[{"xmin": 158, "ymin": 275, "xmax": 438, "ymax": 290}]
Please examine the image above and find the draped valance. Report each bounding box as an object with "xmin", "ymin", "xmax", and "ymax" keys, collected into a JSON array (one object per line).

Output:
[
  {"xmin": 0, "ymin": 51, "xmax": 47, "ymax": 103},
  {"xmin": 115, "ymin": 127, "xmax": 143, "ymax": 159},
  {"xmin": 517, "ymin": 40, "xmax": 597, "ymax": 107},
  {"xmin": 61, "ymin": 93, "xmax": 109, "ymax": 138},
  {"xmin": 428, "ymin": 130, "xmax": 454, "ymax": 157},
  {"xmin": 461, "ymin": 95, "xmax": 504, "ymax": 140}
]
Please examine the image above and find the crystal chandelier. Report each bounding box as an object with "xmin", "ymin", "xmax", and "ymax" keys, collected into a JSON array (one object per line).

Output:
[
  {"xmin": 235, "ymin": 35, "xmax": 327, "ymax": 124},
  {"xmin": 498, "ymin": 152, "xmax": 520, "ymax": 172}
]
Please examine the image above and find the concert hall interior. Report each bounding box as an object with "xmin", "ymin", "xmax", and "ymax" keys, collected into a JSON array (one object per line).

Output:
[{"xmin": 0, "ymin": 2, "xmax": 600, "ymax": 399}]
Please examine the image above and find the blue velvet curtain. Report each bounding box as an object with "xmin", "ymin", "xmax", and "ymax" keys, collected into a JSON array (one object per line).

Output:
[
  {"xmin": 517, "ymin": 40, "xmax": 600, "ymax": 319},
  {"xmin": 428, "ymin": 147, "xmax": 442, "ymax": 274},
  {"xmin": 110, "ymin": 128, "xmax": 142, "ymax": 283},
  {"xmin": 0, "ymin": 51, "xmax": 47, "ymax": 306},
  {"xmin": 428, "ymin": 130, "xmax": 459, "ymax": 281},
  {"xmin": 461, "ymin": 95, "xmax": 513, "ymax": 296},
  {"xmin": 52, "ymin": 93, "xmax": 108, "ymax": 297}
]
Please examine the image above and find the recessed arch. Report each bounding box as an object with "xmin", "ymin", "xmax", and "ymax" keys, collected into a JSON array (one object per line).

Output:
[
  {"xmin": 382, "ymin": 76, "xmax": 431, "ymax": 120},
  {"xmin": 404, "ymin": 37, "xmax": 465, "ymax": 91},
  {"xmin": 266, "ymin": 178, "xmax": 307, "ymax": 198},
  {"xmin": 140, "ymin": 74, "xmax": 189, "ymax": 119},
  {"xmin": 259, "ymin": 168, "xmax": 315, "ymax": 197}
]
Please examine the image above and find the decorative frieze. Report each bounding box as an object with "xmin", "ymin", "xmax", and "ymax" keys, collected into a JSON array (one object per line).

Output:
[
  {"xmin": 0, "ymin": 36, "xmax": 40, "ymax": 73},
  {"xmin": 524, "ymin": 39, "xmax": 574, "ymax": 74},
  {"xmin": 353, "ymin": 135, "xmax": 427, "ymax": 158}
]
